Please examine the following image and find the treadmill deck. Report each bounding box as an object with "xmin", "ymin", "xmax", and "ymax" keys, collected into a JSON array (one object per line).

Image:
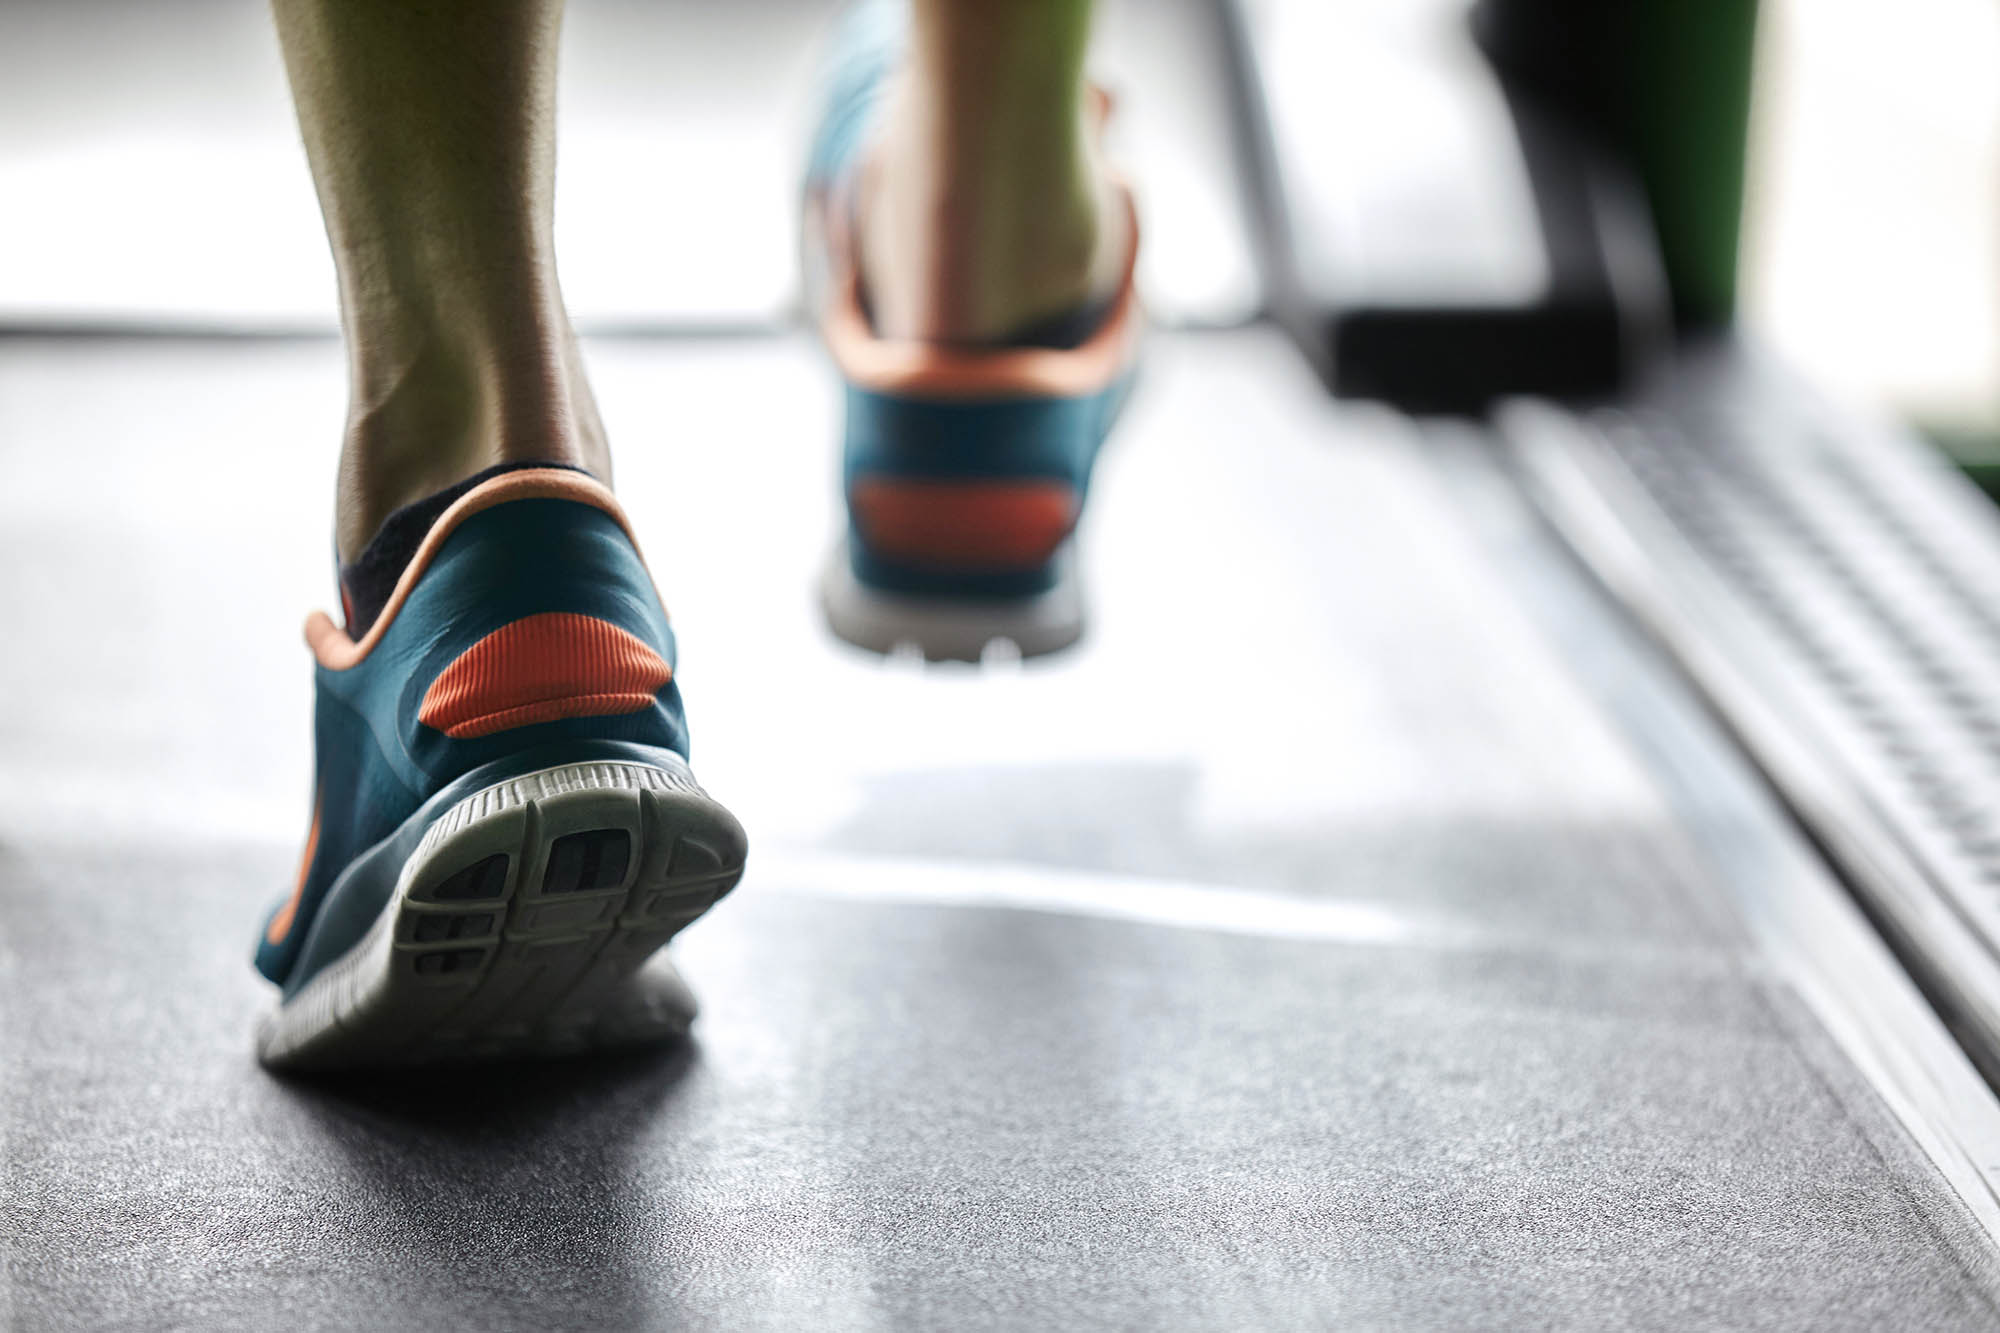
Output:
[{"xmin": 4, "ymin": 329, "xmax": 1998, "ymax": 1328}]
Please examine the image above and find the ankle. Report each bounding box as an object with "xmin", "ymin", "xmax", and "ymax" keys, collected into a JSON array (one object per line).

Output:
[
  {"xmin": 858, "ymin": 82, "xmax": 1128, "ymax": 344},
  {"xmin": 335, "ymin": 311, "xmax": 607, "ymax": 561}
]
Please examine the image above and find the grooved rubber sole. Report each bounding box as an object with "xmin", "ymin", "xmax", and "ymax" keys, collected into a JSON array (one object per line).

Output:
[
  {"xmin": 819, "ymin": 540, "xmax": 1084, "ymax": 663},
  {"xmin": 257, "ymin": 758, "xmax": 746, "ymax": 1071}
]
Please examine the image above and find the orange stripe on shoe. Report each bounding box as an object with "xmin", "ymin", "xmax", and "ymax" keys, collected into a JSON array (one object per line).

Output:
[
  {"xmin": 850, "ymin": 478, "xmax": 1079, "ymax": 570},
  {"xmin": 266, "ymin": 791, "xmax": 322, "ymax": 946},
  {"xmin": 417, "ymin": 612, "xmax": 673, "ymax": 740}
]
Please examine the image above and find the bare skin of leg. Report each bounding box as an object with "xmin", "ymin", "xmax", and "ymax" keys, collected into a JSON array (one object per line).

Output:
[
  {"xmin": 861, "ymin": 0, "xmax": 1131, "ymax": 344},
  {"xmin": 271, "ymin": 0, "xmax": 606, "ymax": 563},
  {"xmin": 276, "ymin": 0, "xmax": 1118, "ymax": 558}
]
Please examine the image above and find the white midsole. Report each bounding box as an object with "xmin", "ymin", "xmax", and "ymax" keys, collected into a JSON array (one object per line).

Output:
[{"xmin": 819, "ymin": 539, "xmax": 1084, "ymax": 662}]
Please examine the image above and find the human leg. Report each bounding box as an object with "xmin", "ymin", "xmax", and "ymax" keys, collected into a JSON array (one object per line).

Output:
[
  {"xmin": 857, "ymin": 0, "xmax": 1129, "ymax": 344},
  {"xmin": 255, "ymin": 0, "xmax": 743, "ymax": 1068},
  {"xmin": 271, "ymin": 0, "xmax": 607, "ymax": 561}
]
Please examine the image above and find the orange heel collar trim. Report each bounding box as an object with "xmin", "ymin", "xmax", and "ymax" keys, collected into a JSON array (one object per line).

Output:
[{"xmin": 305, "ymin": 468, "xmax": 645, "ymax": 672}]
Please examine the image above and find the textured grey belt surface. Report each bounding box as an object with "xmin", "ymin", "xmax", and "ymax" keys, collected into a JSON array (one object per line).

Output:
[{"xmin": 4, "ymin": 331, "xmax": 1997, "ymax": 1330}]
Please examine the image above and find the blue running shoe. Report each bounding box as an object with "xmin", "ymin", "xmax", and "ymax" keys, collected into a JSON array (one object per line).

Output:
[
  {"xmin": 803, "ymin": 2, "xmax": 1143, "ymax": 660},
  {"xmin": 254, "ymin": 465, "xmax": 746, "ymax": 1070}
]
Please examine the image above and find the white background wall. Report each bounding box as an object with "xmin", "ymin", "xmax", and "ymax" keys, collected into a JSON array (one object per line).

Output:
[{"xmin": 1743, "ymin": 0, "xmax": 1999, "ymax": 432}]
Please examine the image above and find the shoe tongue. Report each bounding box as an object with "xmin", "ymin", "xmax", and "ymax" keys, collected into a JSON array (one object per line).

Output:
[{"xmin": 338, "ymin": 461, "xmax": 591, "ymax": 637}]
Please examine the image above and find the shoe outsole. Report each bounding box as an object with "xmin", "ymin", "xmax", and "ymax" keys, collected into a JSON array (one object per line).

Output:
[
  {"xmin": 819, "ymin": 540, "xmax": 1084, "ymax": 663},
  {"xmin": 258, "ymin": 758, "xmax": 746, "ymax": 1071}
]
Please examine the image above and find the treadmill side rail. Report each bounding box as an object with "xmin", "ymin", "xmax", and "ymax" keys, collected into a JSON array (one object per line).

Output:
[{"xmin": 1501, "ymin": 338, "xmax": 2000, "ymax": 1089}]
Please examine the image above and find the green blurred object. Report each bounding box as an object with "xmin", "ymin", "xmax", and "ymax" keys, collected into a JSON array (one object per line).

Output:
[
  {"xmin": 1475, "ymin": 0, "xmax": 1761, "ymax": 329},
  {"xmin": 1626, "ymin": 0, "xmax": 1760, "ymax": 327},
  {"xmin": 1924, "ymin": 423, "xmax": 2000, "ymax": 504}
]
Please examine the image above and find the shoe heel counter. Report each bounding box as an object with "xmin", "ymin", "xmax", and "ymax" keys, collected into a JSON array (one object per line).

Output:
[
  {"xmin": 306, "ymin": 498, "xmax": 688, "ymax": 792},
  {"xmin": 841, "ymin": 387, "xmax": 1101, "ymax": 590},
  {"xmin": 406, "ymin": 499, "xmax": 687, "ymax": 757}
]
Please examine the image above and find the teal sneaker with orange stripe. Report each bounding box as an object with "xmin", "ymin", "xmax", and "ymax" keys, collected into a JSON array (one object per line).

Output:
[
  {"xmin": 253, "ymin": 464, "xmax": 746, "ymax": 1070},
  {"xmin": 803, "ymin": 1, "xmax": 1143, "ymax": 660}
]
